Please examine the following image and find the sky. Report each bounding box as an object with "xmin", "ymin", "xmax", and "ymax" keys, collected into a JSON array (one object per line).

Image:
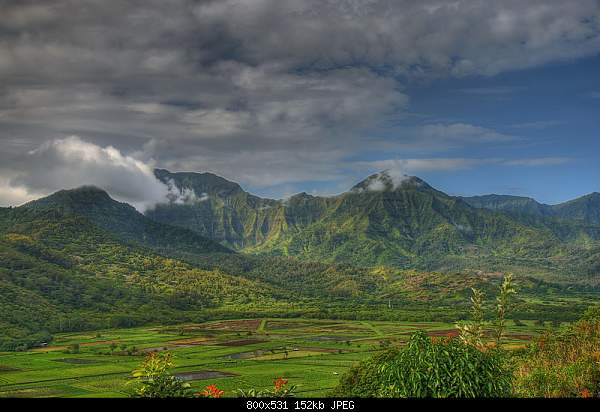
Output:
[{"xmin": 1, "ymin": 0, "xmax": 599, "ymax": 210}]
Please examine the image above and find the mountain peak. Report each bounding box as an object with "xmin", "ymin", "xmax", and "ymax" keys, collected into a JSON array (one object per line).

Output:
[
  {"xmin": 155, "ymin": 168, "xmax": 244, "ymax": 199},
  {"xmin": 351, "ymin": 170, "xmax": 428, "ymax": 193},
  {"xmin": 62, "ymin": 185, "xmax": 112, "ymax": 198},
  {"xmin": 23, "ymin": 185, "xmax": 120, "ymax": 210},
  {"xmin": 21, "ymin": 183, "xmax": 231, "ymax": 255}
]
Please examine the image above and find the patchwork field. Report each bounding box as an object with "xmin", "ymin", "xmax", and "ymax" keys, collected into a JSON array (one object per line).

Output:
[{"xmin": 0, "ymin": 318, "xmax": 551, "ymax": 398}]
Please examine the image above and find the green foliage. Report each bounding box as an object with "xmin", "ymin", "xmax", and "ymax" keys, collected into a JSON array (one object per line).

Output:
[
  {"xmin": 580, "ymin": 304, "xmax": 600, "ymax": 321},
  {"xmin": 331, "ymin": 350, "xmax": 399, "ymax": 398},
  {"xmin": 456, "ymin": 273, "xmax": 516, "ymax": 349},
  {"xmin": 130, "ymin": 352, "xmax": 192, "ymax": 398},
  {"xmin": 335, "ymin": 275, "xmax": 518, "ymax": 398},
  {"xmin": 149, "ymin": 170, "xmax": 600, "ymax": 280},
  {"xmin": 24, "ymin": 186, "xmax": 231, "ymax": 256},
  {"xmin": 0, "ymin": 185, "xmax": 597, "ymax": 349},
  {"xmin": 333, "ymin": 331, "xmax": 513, "ymax": 398},
  {"xmin": 494, "ymin": 273, "xmax": 516, "ymax": 346},
  {"xmin": 0, "ymin": 206, "xmax": 280, "ymax": 348},
  {"xmin": 456, "ymin": 287, "xmax": 485, "ymax": 348},
  {"xmin": 515, "ymin": 319, "xmax": 600, "ymax": 398},
  {"xmin": 381, "ymin": 332, "xmax": 513, "ymax": 398}
]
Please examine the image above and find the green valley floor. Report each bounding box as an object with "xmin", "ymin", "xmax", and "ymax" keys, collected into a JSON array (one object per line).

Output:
[{"xmin": 0, "ymin": 318, "xmax": 549, "ymax": 398}]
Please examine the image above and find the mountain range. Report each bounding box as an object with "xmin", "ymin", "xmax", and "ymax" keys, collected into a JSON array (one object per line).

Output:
[
  {"xmin": 2, "ymin": 168, "xmax": 600, "ymax": 349},
  {"xmin": 148, "ymin": 169, "xmax": 600, "ymax": 279},
  {"xmin": 461, "ymin": 193, "xmax": 600, "ymax": 224}
]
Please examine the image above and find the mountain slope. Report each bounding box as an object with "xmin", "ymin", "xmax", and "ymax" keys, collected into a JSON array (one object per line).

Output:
[
  {"xmin": 149, "ymin": 169, "xmax": 332, "ymax": 249},
  {"xmin": 2, "ymin": 189, "xmax": 598, "ymax": 349},
  {"xmin": 552, "ymin": 193, "xmax": 600, "ymax": 224},
  {"xmin": 460, "ymin": 194, "xmax": 553, "ymax": 218},
  {"xmin": 0, "ymin": 205, "xmax": 285, "ymax": 349},
  {"xmin": 22, "ymin": 186, "xmax": 231, "ymax": 257},
  {"xmin": 147, "ymin": 170, "xmax": 600, "ymax": 277},
  {"xmin": 462, "ymin": 193, "xmax": 600, "ymax": 225}
]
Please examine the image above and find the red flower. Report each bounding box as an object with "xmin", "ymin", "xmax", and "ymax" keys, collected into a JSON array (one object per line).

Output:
[
  {"xmin": 581, "ymin": 388, "xmax": 592, "ymax": 398},
  {"xmin": 200, "ymin": 384, "xmax": 224, "ymax": 398},
  {"xmin": 274, "ymin": 377, "xmax": 288, "ymax": 391}
]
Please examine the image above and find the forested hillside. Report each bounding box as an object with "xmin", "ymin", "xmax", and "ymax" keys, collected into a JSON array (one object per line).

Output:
[
  {"xmin": 148, "ymin": 170, "xmax": 600, "ymax": 282},
  {"xmin": 23, "ymin": 186, "xmax": 231, "ymax": 257},
  {"xmin": 462, "ymin": 193, "xmax": 600, "ymax": 225},
  {"xmin": 2, "ymin": 190, "xmax": 595, "ymax": 350},
  {"xmin": 0, "ymin": 206, "xmax": 280, "ymax": 350}
]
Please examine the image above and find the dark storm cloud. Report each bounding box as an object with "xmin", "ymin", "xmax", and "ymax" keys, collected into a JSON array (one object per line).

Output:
[{"xmin": 1, "ymin": 0, "xmax": 600, "ymax": 205}]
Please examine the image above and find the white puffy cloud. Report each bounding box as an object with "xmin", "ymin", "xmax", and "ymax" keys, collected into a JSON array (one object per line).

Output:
[
  {"xmin": 8, "ymin": 136, "xmax": 170, "ymax": 211},
  {"xmin": 163, "ymin": 178, "xmax": 209, "ymax": 205},
  {"xmin": 352, "ymin": 169, "xmax": 414, "ymax": 192}
]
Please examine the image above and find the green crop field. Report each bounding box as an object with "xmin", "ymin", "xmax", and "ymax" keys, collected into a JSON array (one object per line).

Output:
[{"xmin": 0, "ymin": 318, "xmax": 550, "ymax": 398}]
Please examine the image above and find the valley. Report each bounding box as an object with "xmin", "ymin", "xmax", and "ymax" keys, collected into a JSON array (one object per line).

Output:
[
  {"xmin": 0, "ymin": 318, "xmax": 547, "ymax": 398},
  {"xmin": 1, "ymin": 169, "xmax": 599, "ymax": 398}
]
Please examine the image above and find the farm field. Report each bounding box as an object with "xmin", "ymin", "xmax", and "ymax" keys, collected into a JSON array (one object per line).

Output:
[{"xmin": 0, "ymin": 318, "xmax": 551, "ymax": 398}]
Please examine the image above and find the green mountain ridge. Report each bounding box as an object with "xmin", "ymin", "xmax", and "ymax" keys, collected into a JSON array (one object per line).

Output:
[
  {"xmin": 2, "ymin": 182, "xmax": 599, "ymax": 349},
  {"xmin": 22, "ymin": 185, "xmax": 232, "ymax": 257},
  {"xmin": 148, "ymin": 170, "xmax": 600, "ymax": 279},
  {"xmin": 461, "ymin": 192, "xmax": 600, "ymax": 224}
]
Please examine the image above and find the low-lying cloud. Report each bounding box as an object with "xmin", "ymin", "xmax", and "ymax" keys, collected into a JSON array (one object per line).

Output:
[
  {"xmin": 4, "ymin": 136, "xmax": 169, "ymax": 211},
  {"xmin": 164, "ymin": 178, "xmax": 209, "ymax": 205},
  {"xmin": 0, "ymin": 136, "xmax": 219, "ymax": 210}
]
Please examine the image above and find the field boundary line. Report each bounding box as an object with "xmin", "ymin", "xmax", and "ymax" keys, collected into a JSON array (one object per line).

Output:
[{"xmin": 360, "ymin": 321, "xmax": 384, "ymax": 336}]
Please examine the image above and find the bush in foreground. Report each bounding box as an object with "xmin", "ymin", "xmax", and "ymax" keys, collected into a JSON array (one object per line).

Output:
[
  {"xmin": 332, "ymin": 331, "xmax": 513, "ymax": 398},
  {"xmin": 514, "ymin": 305, "xmax": 600, "ymax": 398},
  {"xmin": 130, "ymin": 352, "xmax": 193, "ymax": 398}
]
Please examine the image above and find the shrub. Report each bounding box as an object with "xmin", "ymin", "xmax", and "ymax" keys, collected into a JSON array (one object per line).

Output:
[
  {"xmin": 332, "ymin": 332, "xmax": 513, "ymax": 398},
  {"xmin": 130, "ymin": 352, "xmax": 192, "ymax": 398},
  {"xmin": 333, "ymin": 273, "xmax": 516, "ymax": 398},
  {"xmin": 330, "ymin": 349, "xmax": 399, "ymax": 397},
  {"xmin": 514, "ymin": 319, "xmax": 600, "ymax": 397}
]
